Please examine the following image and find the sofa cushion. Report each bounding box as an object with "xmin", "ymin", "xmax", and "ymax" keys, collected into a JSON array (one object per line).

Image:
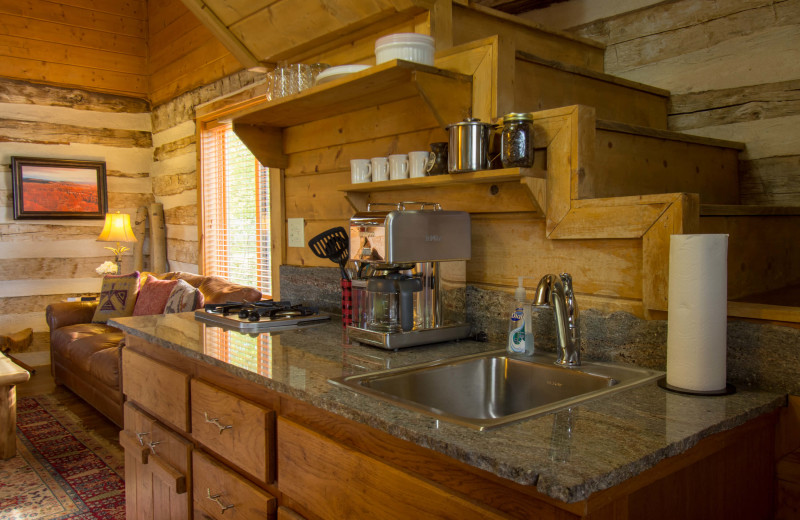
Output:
[
  {"xmin": 66, "ymin": 332, "xmax": 123, "ymax": 385},
  {"xmin": 167, "ymin": 272, "xmax": 261, "ymax": 304},
  {"xmin": 51, "ymin": 323, "xmax": 120, "ymax": 360},
  {"xmin": 133, "ymin": 275, "xmax": 178, "ymax": 316},
  {"xmin": 92, "ymin": 271, "xmax": 141, "ymax": 323},
  {"xmin": 88, "ymin": 345, "xmax": 123, "ymax": 389},
  {"xmin": 164, "ymin": 279, "xmax": 204, "ymax": 313}
]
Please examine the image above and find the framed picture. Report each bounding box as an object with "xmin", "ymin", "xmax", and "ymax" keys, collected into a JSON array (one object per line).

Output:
[{"xmin": 11, "ymin": 157, "xmax": 108, "ymax": 219}]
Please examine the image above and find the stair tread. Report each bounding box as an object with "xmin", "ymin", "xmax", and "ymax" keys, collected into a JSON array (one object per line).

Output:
[
  {"xmin": 516, "ymin": 50, "xmax": 670, "ymax": 97},
  {"xmin": 597, "ymin": 119, "xmax": 745, "ymax": 150}
]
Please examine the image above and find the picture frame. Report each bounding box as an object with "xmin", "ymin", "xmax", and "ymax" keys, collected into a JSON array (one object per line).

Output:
[{"xmin": 11, "ymin": 157, "xmax": 108, "ymax": 219}]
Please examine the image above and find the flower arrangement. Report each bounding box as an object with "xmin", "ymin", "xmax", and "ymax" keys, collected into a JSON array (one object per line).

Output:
[{"xmin": 96, "ymin": 261, "xmax": 119, "ymax": 275}]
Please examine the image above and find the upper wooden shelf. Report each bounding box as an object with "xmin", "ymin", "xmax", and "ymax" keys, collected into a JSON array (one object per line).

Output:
[
  {"xmin": 232, "ymin": 60, "xmax": 472, "ymax": 128},
  {"xmin": 337, "ymin": 167, "xmax": 545, "ymax": 193}
]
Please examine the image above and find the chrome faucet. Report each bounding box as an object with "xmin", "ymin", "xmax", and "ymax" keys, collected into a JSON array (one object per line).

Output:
[{"xmin": 533, "ymin": 273, "xmax": 581, "ymax": 367}]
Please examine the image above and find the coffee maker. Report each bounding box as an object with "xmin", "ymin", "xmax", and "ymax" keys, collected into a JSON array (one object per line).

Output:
[{"xmin": 347, "ymin": 202, "xmax": 471, "ymax": 350}]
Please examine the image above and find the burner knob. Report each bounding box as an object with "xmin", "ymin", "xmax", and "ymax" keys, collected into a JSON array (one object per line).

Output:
[
  {"xmin": 238, "ymin": 309, "xmax": 250, "ymax": 319},
  {"xmin": 247, "ymin": 310, "xmax": 261, "ymax": 322}
]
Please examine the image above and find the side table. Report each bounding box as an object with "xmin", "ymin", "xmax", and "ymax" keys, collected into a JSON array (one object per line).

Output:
[{"xmin": 0, "ymin": 353, "xmax": 31, "ymax": 459}]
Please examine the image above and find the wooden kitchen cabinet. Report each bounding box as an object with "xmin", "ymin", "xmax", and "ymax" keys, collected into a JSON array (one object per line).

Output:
[
  {"xmin": 122, "ymin": 349, "xmax": 190, "ymax": 432},
  {"xmin": 119, "ymin": 402, "xmax": 192, "ymax": 520},
  {"xmin": 193, "ymin": 450, "xmax": 277, "ymax": 520}
]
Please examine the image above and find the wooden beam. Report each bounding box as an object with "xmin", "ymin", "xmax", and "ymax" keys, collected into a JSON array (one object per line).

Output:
[{"xmin": 179, "ymin": 0, "xmax": 263, "ymax": 69}]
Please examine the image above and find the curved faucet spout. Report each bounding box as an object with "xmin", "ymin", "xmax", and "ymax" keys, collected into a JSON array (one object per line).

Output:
[{"xmin": 533, "ymin": 273, "xmax": 581, "ymax": 367}]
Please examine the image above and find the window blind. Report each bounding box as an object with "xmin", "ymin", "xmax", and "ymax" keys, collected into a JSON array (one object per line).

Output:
[{"xmin": 200, "ymin": 122, "xmax": 271, "ymax": 296}]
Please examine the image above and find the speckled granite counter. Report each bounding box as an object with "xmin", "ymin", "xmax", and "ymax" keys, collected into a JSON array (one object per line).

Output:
[{"xmin": 110, "ymin": 312, "xmax": 785, "ymax": 504}]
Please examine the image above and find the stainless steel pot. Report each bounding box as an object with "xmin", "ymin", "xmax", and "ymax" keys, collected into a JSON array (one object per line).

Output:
[{"xmin": 446, "ymin": 118, "xmax": 495, "ymax": 173}]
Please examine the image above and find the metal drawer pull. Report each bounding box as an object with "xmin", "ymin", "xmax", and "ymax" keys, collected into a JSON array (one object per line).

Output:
[
  {"xmin": 206, "ymin": 488, "xmax": 234, "ymax": 514},
  {"xmin": 204, "ymin": 412, "xmax": 233, "ymax": 434},
  {"xmin": 147, "ymin": 441, "xmax": 162, "ymax": 454},
  {"xmin": 135, "ymin": 431, "xmax": 150, "ymax": 445}
]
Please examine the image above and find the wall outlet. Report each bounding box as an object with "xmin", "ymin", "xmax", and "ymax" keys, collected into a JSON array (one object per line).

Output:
[{"xmin": 288, "ymin": 218, "xmax": 305, "ymax": 248}]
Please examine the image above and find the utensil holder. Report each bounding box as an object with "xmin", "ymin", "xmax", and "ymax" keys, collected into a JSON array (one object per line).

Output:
[{"xmin": 341, "ymin": 279, "xmax": 353, "ymax": 327}]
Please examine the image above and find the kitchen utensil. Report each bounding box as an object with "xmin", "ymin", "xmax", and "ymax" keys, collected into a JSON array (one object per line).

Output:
[
  {"xmin": 408, "ymin": 151, "xmax": 430, "ymax": 178},
  {"xmin": 446, "ymin": 118, "xmax": 496, "ymax": 173},
  {"xmin": 314, "ymin": 64, "xmax": 371, "ymax": 85},
  {"xmin": 308, "ymin": 227, "xmax": 349, "ymax": 279},
  {"xmin": 388, "ymin": 154, "xmax": 408, "ymax": 180},
  {"xmin": 350, "ymin": 159, "xmax": 371, "ymax": 183},
  {"xmin": 371, "ymin": 157, "xmax": 389, "ymax": 182},
  {"xmin": 375, "ymin": 33, "xmax": 434, "ymax": 66},
  {"xmin": 427, "ymin": 142, "xmax": 448, "ymax": 175}
]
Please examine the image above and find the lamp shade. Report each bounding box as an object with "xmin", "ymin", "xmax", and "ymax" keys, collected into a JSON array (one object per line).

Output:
[{"xmin": 97, "ymin": 212, "xmax": 137, "ymax": 243}]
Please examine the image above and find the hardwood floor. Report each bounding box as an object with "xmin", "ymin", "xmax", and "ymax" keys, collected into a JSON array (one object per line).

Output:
[{"xmin": 16, "ymin": 363, "xmax": 122, "ymax": 447}]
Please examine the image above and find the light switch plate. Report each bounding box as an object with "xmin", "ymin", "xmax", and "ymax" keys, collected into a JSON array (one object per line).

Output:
[{"xmin": 288, "ymin": 218, "xmax": 305, "ymax": 248}]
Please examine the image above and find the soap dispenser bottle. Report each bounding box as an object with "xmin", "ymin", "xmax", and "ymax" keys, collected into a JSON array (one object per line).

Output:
[{"xmin": 507, "ymin": 276, "xmax": 534, "ymax": 356}]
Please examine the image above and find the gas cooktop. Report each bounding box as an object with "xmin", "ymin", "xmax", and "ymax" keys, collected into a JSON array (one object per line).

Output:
[{"xmin": 194, "ymin": 300, "xmax": 330, "ymax": 331}]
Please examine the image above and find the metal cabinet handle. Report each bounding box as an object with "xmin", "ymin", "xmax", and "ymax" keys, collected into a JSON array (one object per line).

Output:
[
  {"xmin": 204, "ymin": 412, "xmax": 233, "ymax": 434},
  {"xmin": 206, "ymin": 488, "xmax": 234, "ymax": 514},
  {"xmin": 135, "ymin": 431, "xmax": 150, "ymax": 446},
  {"xmin": 147, "ymin": 440, "xmax": 162, "ymax": 454}
]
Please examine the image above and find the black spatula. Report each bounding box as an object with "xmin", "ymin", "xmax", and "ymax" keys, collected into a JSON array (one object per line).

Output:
[{"xmin": 308, "ymin": 227, "xmax": 349, "ymax": 279}]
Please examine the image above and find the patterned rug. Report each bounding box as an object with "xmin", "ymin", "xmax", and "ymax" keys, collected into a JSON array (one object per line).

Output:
[{"xmin": 0, "ymin": 395, "xmax": 125, "ymax": 519}]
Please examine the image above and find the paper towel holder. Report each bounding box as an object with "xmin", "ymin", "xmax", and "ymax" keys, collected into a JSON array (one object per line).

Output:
[{"xmin": 657, "ymin": 377, "xmax": 736, "ymax": 396}]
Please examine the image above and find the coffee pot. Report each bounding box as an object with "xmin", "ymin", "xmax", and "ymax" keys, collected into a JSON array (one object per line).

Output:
[{"xmin": 348, "ymin": 202, "xmax": 471, "ymax": 350}]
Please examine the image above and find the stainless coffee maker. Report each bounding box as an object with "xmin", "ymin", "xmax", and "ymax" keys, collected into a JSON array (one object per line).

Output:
[{"xmin": 347, "ymin": 202, "xmax": 471, "ymax": 350}]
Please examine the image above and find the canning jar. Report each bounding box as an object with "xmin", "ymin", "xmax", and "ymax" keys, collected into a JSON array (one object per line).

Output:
[{"xmin": 501, "ymin": 112, "xmax": 534, "ymax": 168}]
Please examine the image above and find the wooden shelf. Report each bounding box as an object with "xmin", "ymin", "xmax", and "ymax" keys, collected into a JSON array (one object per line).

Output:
[
  {"xmin": 338, "ymin": 167, "xmax": 544, "ymax": 192},
  {"xmin": 338, "ymin": 167, "xmax": 546, "ymax": 211},
  {"xmin": 231, "ymin": 60, "xmax": 473, "ymax": 169}
]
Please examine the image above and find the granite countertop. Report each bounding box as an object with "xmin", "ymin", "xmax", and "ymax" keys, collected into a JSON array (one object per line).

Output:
[{"xmin": 110, "ymin": 313, "xmax": 786, "ymax": 503}]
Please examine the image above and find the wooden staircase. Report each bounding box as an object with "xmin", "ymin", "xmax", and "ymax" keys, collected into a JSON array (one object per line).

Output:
[{"xmin": 431, "ymin": 31, "xmax": 800, "ymax": 323}]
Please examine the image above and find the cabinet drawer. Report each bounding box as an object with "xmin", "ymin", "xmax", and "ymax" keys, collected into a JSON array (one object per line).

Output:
[
  {"xmin": 122, "ymin": 402, "xmax": 192, "ymax": 520},
  {"xmin": 191, "ymin": 379, "xmax": 274, "ymax": 483},
  {"xmin": 193, "ymin": 450, "xmax": 276, "ymax": 520},
  {"xmin": 123, "ymin": 349, "xmax": 190, "ymax": 432}
]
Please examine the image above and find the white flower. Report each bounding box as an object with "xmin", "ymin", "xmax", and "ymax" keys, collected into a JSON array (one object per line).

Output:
[{"xmin": 96, "ymin": 261, "xmax": 119, "ymax": 275}]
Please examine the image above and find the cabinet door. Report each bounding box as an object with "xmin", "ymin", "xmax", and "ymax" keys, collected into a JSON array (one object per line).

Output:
[
  {"xmin": 277, "ymin": 418, "xmax": 509, "ymax": 520},
  {"xmin": 123, "ymin": 349, "xmax": 190, "ymax": 432},
  {"xmin": 121, "ymin": 403, "xmax": 192, "ymax": 520},
  {"xmin": 193, "ymin": 450, "xmax": 276, "ymax": 520},
  {"xmin": 191, "ymin": 379, "xmax": 275, "ymax": 483}
]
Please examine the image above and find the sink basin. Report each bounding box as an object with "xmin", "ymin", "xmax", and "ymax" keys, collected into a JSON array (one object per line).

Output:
[{"xmin": 331, "ymin": 350, "xmax": 663, "ymax": 430}]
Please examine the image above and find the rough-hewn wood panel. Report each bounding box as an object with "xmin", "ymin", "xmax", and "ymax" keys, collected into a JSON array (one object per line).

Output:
[
  {"xmin": 740, "ymin": 155, "xmax": 800, "ymax": 206},
  {"xmin": 0, "ymin": 119, "xmax": 151, "ymax": 148},
  {"xmin": 164, "ymin": 205, "xmax": 197, "ymax": 226},
  {"xmin": 0, "ymin": 77, "xmax": 149, "ymax": 113},
  {"xmin": 167, "ymin": 238, "xmax": 198, "ymax": 265},
  {"xmin": 152, "ymin": 172, "xmax": 197, "ymax": 197},
  {"xmin": 0, "ymin": 257, "xmax": 110, "ymax": 281}
]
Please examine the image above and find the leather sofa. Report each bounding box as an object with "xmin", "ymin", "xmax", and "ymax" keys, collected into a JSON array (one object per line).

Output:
[{"xmin": 45, "ymin": 272, "xmax": 261, "ymax": 426}]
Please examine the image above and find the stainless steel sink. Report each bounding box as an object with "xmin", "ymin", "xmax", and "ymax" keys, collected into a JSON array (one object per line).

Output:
[{"xmin": 331, "ymin": 350, "xmax": 663, "ymax": 430}]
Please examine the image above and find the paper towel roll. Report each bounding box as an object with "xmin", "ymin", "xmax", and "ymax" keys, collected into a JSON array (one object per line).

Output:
[{"xmin": 666, "ymin": 234, "xmax": 728, "ymax": 392}]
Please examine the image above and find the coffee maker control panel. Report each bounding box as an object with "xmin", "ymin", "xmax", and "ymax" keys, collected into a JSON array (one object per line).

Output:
[{"xmin": 349, "ymin": 205, "xmax": 471, "ymax": 264}]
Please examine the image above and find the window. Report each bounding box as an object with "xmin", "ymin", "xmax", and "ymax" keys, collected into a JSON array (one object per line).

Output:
[{"xmin": 199, "ymin": 121, "xmax": 271, "ymax": 296}]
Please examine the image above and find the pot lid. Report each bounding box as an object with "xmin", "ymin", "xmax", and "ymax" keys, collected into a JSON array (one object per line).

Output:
[{"xmin": 445, "ymin": 117, "xmax": 495, "ymax": 129}]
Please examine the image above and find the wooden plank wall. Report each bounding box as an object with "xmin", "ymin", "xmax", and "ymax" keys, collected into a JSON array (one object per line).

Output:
[
  {"xmin": 0, "ymin": 78, "xmax": 153, "ymax": 334},
  {"xmin": 148, "ymin": 0, "xmax": 244, "ymax": 107},
  {"xmin": 0, "ymin": 0, "xmax": 148, "ymax": 98},
  {"xmin": 542, "ymin": 0, "xmax": 800, "ymax": 207}
]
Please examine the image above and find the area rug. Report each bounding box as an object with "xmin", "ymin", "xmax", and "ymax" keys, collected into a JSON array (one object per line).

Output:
[{"xmin": 0, "ymin": 395, "xmax": 125, "ymax": 519}]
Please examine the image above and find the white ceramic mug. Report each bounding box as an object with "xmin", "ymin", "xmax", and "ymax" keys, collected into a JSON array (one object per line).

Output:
[
  {"xmin": 371, "ymin": 157, "xmax": 389, "ymax": 182},
  {"xmin": 388, "ymin": 154, "xmax": 409, "ymax": 180},
  {"xmin": 408, "ymin": 151, "xmax": 430, "ymax": 178},
  {"xmin": 350, "ymin": 159, "xmax": 371, "ymax": 183}
]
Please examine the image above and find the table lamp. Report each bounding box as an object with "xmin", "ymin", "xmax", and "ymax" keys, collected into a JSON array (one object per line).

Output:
[{"xmin": 97, "ymin": 212, "xmax": 137, "ymax": 274}]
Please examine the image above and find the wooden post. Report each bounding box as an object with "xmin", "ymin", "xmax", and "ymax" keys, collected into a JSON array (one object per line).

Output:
[
  {"xmin": 150, "ymin": 203, "xmax": 167, "ymax": 274},
  {"xmin": 133, "ymin": 206, "xmax": 148, "ymax": 272},
  {"xmin": 0, "ymin": 384, "xmax": 16, "ymax": 459}
]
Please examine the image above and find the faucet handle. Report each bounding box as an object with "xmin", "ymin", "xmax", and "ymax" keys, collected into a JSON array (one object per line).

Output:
[{"xmin": 559, "ymin": 273, "xmax": 580, "ymax": 335}]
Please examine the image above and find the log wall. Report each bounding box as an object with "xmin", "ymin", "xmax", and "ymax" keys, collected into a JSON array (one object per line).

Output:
[
  {"xmin": 529, "ymin": 0, "xmax": 800, "ymax": 207},
  {"xmin": 0, "ymin": 78, "xmax": 152, "ymax": 333},
  {"xmin": 0, "ymin": 0, "xmax": 148, "ymax": 98}
]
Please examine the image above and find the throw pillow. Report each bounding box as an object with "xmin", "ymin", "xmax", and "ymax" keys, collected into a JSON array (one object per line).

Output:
[
  {"xmin": 132, "ymin": 275, "xmax": 179, "ymax": 316},
  {"xmin": 92, "ymin": 271, "xmax": 141, "ymax": 323},
  {"xmin": 164, "ymin": 279, "xmax": 204, "ymax": 314}
]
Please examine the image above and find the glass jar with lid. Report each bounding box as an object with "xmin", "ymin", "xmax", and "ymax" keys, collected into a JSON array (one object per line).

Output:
[{"xmin": 500, "ymin": 112, "xmax": 534, "ymax": 168}]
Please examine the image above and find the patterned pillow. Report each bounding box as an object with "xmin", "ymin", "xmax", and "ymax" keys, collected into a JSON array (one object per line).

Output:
[
  {"xmin": 92, "ymin": 272, "xmax": 141, "ymax": 323},
  {"xmin": 164, "ymin": 279, "xmax": 204, "ymax": 314},
  {"xmin": 133, "ymin": 275, "xmax": 179, "ymax": 316}
]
